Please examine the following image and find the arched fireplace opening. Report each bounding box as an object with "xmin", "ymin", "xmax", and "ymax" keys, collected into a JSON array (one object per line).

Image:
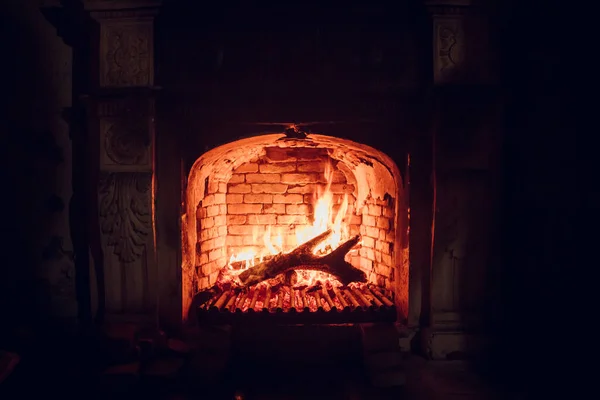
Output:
[{"xmin": 182, "ymin": 132, "xmax": 408, "ymax": 324}]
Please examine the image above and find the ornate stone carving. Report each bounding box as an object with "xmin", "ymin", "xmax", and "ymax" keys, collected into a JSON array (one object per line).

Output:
[
  {"xmin": 433, "ymin": 19, "xmax": 464, "ymax": 83},
  {"xmin": 101, "ymin": 23, "xmax": 153, "ymax": 87},
  {"xmin": 98, "ymin": 172, "xmax": 152, "ymax": 263},
  {"xmin": 103, "ymin": 118, "xmax": 150, "ymax": 165}
]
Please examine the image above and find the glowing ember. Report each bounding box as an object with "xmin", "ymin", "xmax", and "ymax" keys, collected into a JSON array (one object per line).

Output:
[{"xmin": 218, "ymin": 162, "xmax": 355, "ymax": 288}]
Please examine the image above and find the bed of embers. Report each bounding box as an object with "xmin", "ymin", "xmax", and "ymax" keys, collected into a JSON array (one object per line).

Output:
[
  {"xmin": 197, "ymin": 281, "xmax": 396, "ymax": 325},
  {"xmin": 195, "ymin": 229, "xmax": 396, "ymax": 325}
]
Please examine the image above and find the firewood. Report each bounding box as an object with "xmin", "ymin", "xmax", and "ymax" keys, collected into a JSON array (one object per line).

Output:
[{"xmin": 237, "ymin": 230, "xmax": 366, "ymax": 287}]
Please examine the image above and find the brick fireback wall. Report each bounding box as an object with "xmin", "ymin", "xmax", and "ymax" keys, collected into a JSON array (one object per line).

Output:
[{"xmin": 195, "ymin": 146, "xmax": 397, "ymax": 290}]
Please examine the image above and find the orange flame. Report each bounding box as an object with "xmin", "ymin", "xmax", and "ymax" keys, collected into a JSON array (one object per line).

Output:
[{"xmin": 223, "ymin": 162, "xmax": 352, "ymax": 287}]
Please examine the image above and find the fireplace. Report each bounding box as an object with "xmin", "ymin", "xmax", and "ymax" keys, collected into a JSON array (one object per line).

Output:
[
  {"xmin": 62, "ymin": 0, "xmax": 499, "ymax": 364},
  {"xmin": 183, "ymin": 127, "xmax": 408, "ymax": 324}
]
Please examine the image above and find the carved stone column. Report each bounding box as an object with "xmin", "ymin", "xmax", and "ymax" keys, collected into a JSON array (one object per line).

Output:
[
  {"xmin": 424, "ymin": 0, "xmax": 499, "ymax": 359},
  {"xmin": 84, "ymin": 0, "xmax": 161, "ymax": 322}
]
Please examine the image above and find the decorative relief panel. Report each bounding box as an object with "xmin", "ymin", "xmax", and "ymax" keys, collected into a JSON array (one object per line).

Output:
[
  {"xmin": 433, "ymin": 18, "xmax": 465, "ymax": 84},
  {"xmin": 98, "ymin": 172, "xmax": 152, "ymax": 263},
  {"xmin": 100, "ymin": 117, "xmax": 152, "ymax": 169},
  {"xmin": 100, "ymin": 22, "xmax": 153, "ymax": 87}
]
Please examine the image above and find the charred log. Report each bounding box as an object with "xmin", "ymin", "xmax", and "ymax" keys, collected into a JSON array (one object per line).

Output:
[{"xmin": 237, "ymin": 230, "xmax": 366, "ymax": 287}]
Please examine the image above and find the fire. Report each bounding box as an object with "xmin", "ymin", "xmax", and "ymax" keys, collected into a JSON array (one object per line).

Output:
[{"xmin": 222, "ymin": 162, "xmax": 352, "ymax": 287}]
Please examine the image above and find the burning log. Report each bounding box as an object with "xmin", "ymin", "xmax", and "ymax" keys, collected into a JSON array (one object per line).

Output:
[
  {"xmin": 343, "ymin": 288, "xmax": 360, "ymax": 309},
  {"xmin": 290, "ymin": 287, "xmax": 296, "ymax": 310},
  {"xmin": 321, "ymin": 287, "xmax": 336, "ymax": 310},
  {"xmin": 263, "ymin": 286, "xmax": 272, "ymax": 312},
  {"xmin": 248, "ymin": 288, "xmax": 260, "ymax": 311},
  {"xmin": 237, "ymin": 230, "xmax": 366, "ymax": 287},
  {"xmin": 352, "ymin": 287, "xmax": 373, "ymax": 309},
  {"xmin": 332, "ymin": 286, "xmax": 349, "ymax": 310},
  {"xmin": 211, "ymin": 291, "xmax": 230, "ymax": 311},
  {"xmin": 370, "ymin": 286, "xmax": 394, "ymax": 307}
]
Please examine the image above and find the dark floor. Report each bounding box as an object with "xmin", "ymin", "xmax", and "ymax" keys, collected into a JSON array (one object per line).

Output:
[
  {"xmin": 1, "ymin": 354, "xmax": 524, "ymax": 400},
  {"xmin": 0, "ymin": 326, "xmax": 528, "ymax": 400}
]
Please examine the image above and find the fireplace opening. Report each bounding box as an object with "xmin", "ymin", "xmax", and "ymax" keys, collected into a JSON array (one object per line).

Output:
[{"xmin": 182, "ymin": 132, "xmax": 408, "ymax": 324}]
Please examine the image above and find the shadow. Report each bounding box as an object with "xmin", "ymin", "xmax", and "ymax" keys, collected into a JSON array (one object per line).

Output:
[
  {"xmin": 480, "ymin": 0, "xmax": 573, "ymax": 395},
  {"xmin": 0, "ymin": 1, "xmax": 65, "ymax": 331}
]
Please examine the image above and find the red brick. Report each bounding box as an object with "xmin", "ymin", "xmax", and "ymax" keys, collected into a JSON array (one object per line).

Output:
[
  {"xmin": 206, "ymin": 205, "xmax": 221, "ymax": 217},
  {"xmin": 375, "ymin": 250, "xmax": 382, "ymax": 262},
  {"xmin": 363, "ymin": 215, "xmax": 376, "ymax": 227},
  {"xmin": 242, "ymin": 236, "xmax": 259, "ymax": 245},
  {"xmin": 209, "ymin": 248, "xmax": 225, "ymax": 261},
  {"xmin": 368, "ymin": 204, "xmax": 382, "ymax": 216},
  {"xmin": 209, "ymin": 270, "xmax": 220, "ymax": 285},
  {"xmin": 277, "ymin": 215, "xmax": 308, "ymax": 225},
  {"xmin": 198, "ymin": 252, "xmax": 208, "ymax": 265},
  {"xmin": 200, "ymin": 227, "xmax": 220, "ymax": 241},
  {"xmin": 227, "ymin": 215, "xmax": 246, "ymax": 225},
  {"xmin": 330, "ymin": 184, "xmax": 355, "ymax": 194},
  {"xmin": 246, "ymin": 173, "xmax": 281, "ymax": 183},
  {"xmin": 226, "ymin": 194, "xmax": 244, "ymax": 204},
  {"xmin": 234, "ymin": 163, "xmax": 259, "ymax": 173},
  {"xmin": 282, "ymin": 234, "xmax": 299, "ymax": 247},
  {"xmin": 214, "ymin": 215, "xmax": 227, "ymax": 226},
  {"xmin": 381, "ymin": 253, "xmax": 393, "ymax": 266},
  {"xmin": 286, "ymin": 204, "xmax": 310, "ymax": 215},
  {"xmin": 207, "ymin": 181, "xmax": 220, "ymax": 194},
  {"xmin": 291, "ymin": 148, "xmax": 328, "ymax": 160},
  {"xmin": 376, "ymin": 241, "xmax": 393, "ymax": 255},
  {"xmin": 244, "ymin": 194, "xmax": 273, "ymax": 203},
  {"xmin": 202, "ymin": 217, "xmax": 214, "ymax": 229},
  {"xmin": 202, "ymin": 258, "xmax": 227, "ymax": 277},
  {"xmin": 259, "ymin": 163, "xmax": 297, "ymax": 173},
  {"xmin": 263, "ymin": 203, "xmax": 286, "ymax": 214},
  {"xmin": 386, "ymin": 231, "xmax": 396, "ymax": 242},
  {"xmin": 229, "ymin": 174, "xmax": 245, "ymax": 184},
  {"xmin": 228, "ymin": 203, "xmax": 262, "ymax": 214},
  {"xmin": 362, "ymin": 236, "xmax": 375, "ymax": 248},
  {"xmin": 379, "ymin": 229, "xmax": 387, "ymax": 241},
  {"xmin": 247, "ymin": 214, "xmax": 277, "ymax": 225},
  {"xmin": 228, "ymin": 225, "xmax": 265, "ymax": 235},
  {"xmin": 383, "ymin": 207, "xmax": 394, "ymax": 218},
  {"xmin": 377, "ymin": 217, "xmax": 390, "ymax": 229},
  {"xmin": 360, "ymin": 258, "xmax": 373, "ymax": 270},
  {"xmin": 218, "ymin": 182, "xmax": 227, "ymax": 193},
  {"xmin": 201, "ymin": 236, "xmax": 226, "ymax": 251},
  {"xmin": 375, "ymin": 263, "xmax": 390, "ymax": 277},
  {"xmin": 360, "ymin": 247, "xmax": 375, "ymax": 260},
  {"xmin": 203, "ymin": 193, "xmax": 226, "ymax": 205},
  {"xmin": 251, "ymin": 183, "xmax": 288, "ymax": 194},
  {"xmin": 228, "ymin": 245, "xmax": 261, "ymax": 256},
  {"xmin": 265, "ymin": 147, "xmax": 297, "ymax": 162},
  {"xmin": 273, "ymin": 194, "xmax": 303, "ymax": 204},
  {"xmin": 226, "ymin": 236, "xmax": 244, "ymax": 246},
  {"xmin": 297, "ymin": 161, "xmax": 325, "ymax": 173},
  {"xmin": 288, "ymin": 184, "xmax": 319, "ymax": 194},
  {"xmin": 281, "ymin": 173, "xmax": 322, "ymax": 185},
  {"xmin": 196, "ymin": 207, "xmax": 207, "ymax": 219},
  {"xmin": 350, "ymin": 225, "xmax": 360, "ymax": 236},
  {"xmin": 366, "ymin": 226, "xmax": 380, "ymax": 238},
  {"xmin": 229, "ymin": 184, "xmax": 252, "ymax": 193},
  {"xmin": 331, "ymin": 170, "xmax": 347, "ymax": 183},
  {"xmin": 350, "ymin": 214, "xmax": 362, "ymax": 225},
  {"xmin": 197, "ymin": 276, "xmax": 209, "ymax": 287}
]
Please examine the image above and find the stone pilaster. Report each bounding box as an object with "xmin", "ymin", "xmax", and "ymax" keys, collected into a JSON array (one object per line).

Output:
[
  {"xmin": 83, "ymin": 0, "xmax": 161, "ymax": 322},
  {"xmin": 423, "ymin": 0, "xmax": 498, "ymax": 359}
]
